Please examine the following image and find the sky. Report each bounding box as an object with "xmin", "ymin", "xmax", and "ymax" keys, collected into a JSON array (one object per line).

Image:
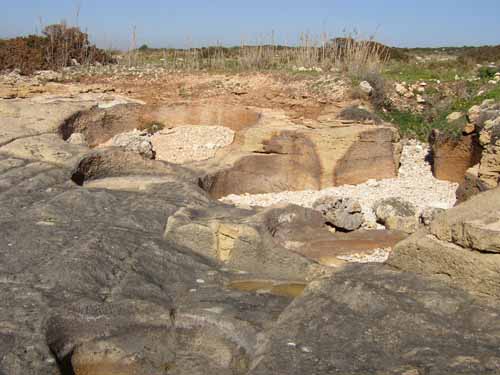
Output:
[{"xmin": 1, "ymin": 0, "xmax": 500, "ymax": 50}]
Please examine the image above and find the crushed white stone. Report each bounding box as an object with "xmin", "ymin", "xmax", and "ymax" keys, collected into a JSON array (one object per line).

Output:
[
  {"xmin": 220, "ymin": 140, "xmax": 458, "ymax": 228},
  {"xmin": 151, "ymin": 125, "xmax": 234, "ymax": 164},
  {"xmin": 337, "ymin": 248, "xmax": 391, "ymax": 263}
]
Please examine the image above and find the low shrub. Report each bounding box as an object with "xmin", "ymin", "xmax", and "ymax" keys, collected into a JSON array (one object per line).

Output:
[
  {"xmin": 0, "ymin": 23, "xmax": 113, "ymax": 74},
  {"xmin": 478, "ymin": 66, "xmax": 500, "ymax": 79},
  {"xmin": 458, "ymin": 45, "xmax": 500, "ymax": 64}
]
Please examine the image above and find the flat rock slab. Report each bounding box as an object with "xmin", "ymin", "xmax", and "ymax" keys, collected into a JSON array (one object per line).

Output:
[{"xmin": 249, "ymin": 264, "xmax": 500, "ymax": 375}]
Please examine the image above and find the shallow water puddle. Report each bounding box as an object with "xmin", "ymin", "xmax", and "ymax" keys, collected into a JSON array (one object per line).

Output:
[{"xmin": 227, "ymin": 280, "xmax": 306, "ymax": 298}]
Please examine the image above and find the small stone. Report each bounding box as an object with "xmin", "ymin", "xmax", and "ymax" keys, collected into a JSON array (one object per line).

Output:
[
  {"xmin": 463, "ymin": 122, "xmax": 476, "ymax": 135},
  {"xmin": 416, "ymin": 94, "xmax": 426, "ymax": 104},
  {"xmin": 299, "ymin": 345, "xmax": 313, "ymax": 353},
  {"xmin": 67, "ymin": 132, "xmax": 87, "ymax": 146},
  {"xmin": 446, "ymin": 112, "xmax": 465, "ymax": 124},
  {"xmin": 107, "ymin": 130, "xmax": 154, "ymax": 159},
  {"xmin": 468, "ymin": 105, "xmax": 482, "ymax": 124},
  {"xmin": 420, "ymin": 207, "xmax": 445, "ymax": 226},
  {"xmin": 395, "ymin": 83, "xmax": 407, "ymax": 96},
  {"xmin": 359, "ymin": 81, "xmax": 373, "ymax": 95}
]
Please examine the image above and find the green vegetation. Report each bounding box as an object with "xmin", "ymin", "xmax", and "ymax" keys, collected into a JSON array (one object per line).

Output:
[
  {"xmin": 383, "ymin": 60, "xmax": 472, "ymax": 83},
  {"xmin": 381, "ymin": 110, "xmax": 460, "ymax": 141},
  {"xmin": 382, "ymin": 86, "xmax": 500, "ymax": 141},
  {"xmin": 478, "ymin": 66, "xmax": 500, "ymax": 79}
]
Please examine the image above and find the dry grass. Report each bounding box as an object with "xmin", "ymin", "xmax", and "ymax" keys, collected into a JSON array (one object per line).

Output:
[{"xmin": 121, "ymin": 32, "xmax": 391, "ymax": 78}]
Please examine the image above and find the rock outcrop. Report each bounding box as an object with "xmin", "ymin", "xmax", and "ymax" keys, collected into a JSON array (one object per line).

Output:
[
  {"xmin": 1, "ymin": 93, "xmax": 499, "ymax": 375},
  {"xmin": 388, "ymin": 186, "xmax": 500, "ymax": 299},
  {"xmin": 456, "ymin": 100, "xmax": 500, "ymax": 201},
  {"xmin": 429, "ymin": 130, "xmax": 482, "ymax": 184}
]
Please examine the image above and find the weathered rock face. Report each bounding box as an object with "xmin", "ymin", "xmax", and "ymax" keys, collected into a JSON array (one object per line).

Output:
[
  {"xmin": 248, "ymin": 264, "xmax": 500, "ymax": 375},
  {"xmin": 201, "ymin": 120, "xmax": 401, "ymax": 198},
  {"xmin": 458, "ymin": 101, "xmax": 500, "ymax": 200},
  {"xmin": 388, "ymin": 187, "xmax": 500, "ymax": 299},
  {"xmin": 60, "ymin": 103, "xmax": 146, "ymax": 147},
  {"xmin": 164, "ymin": 203, "xmax": 329, "ymax": 280},
  {"xmin": 1, "ymin": 94, "xmax": 499, "ymax": 375},
  {"xmin": 431, "ymin": 100, "xmax": 500, "ymax": 202},
  {"xmin": 429, "ymin": 131, "xmax": 482, "ymax": 184},
  {"xmin": 55, "ymin": 103, "xmax": 401, "ymax": 198}
]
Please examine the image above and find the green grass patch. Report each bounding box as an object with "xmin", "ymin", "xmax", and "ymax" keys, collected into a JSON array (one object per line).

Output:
[
  {"xmin": 383, "ymin": 61, "xmax": 472, "ymax": 83},
  {"xmin": 381, "ymin": 110, "xmax": 462, "ymax": 141},
  {"xmin": 382, "ymin": 85, "xmax": 500, "ymax": 141},
  {"xmin": 451, "ymin": 85, "xmax": 500, "ymax": 112}
]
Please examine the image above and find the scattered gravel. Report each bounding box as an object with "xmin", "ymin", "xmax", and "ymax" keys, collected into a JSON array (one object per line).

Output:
[
  {"xmin": 337, "ymin": 248, "xmax": 391, "ymax": 263},
  {"xmin": 220, "ymin": 140, "xmax": 458, "ymax": 228},
  {"xmin": 151, "ymin": 125, "xmax": 234, "ymax": 164}
]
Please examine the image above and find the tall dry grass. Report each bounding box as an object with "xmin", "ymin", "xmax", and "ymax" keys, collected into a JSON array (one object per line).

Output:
[{"xmin": 122, "ymin": 31, "xmax": 391, "ymax": 78}]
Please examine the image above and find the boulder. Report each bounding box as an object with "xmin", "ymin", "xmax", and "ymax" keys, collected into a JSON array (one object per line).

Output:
[
  {"xmin": 388, "ymin": 187, "xmax": 500, "ymax": 298},
  {"xmin": 106, "ymin": 130, "xmax": 154, "ymax": 159},
  {"xmin": 200, "ymin": 112, "xmax": 401, "ymax": 198},
  {"xmin": 312, "ymin": 196, "xmax": 364, "ymax": 231},
  {"xmin": 373, "ymin": 198, "xmax": 418, "ymax": 234}
]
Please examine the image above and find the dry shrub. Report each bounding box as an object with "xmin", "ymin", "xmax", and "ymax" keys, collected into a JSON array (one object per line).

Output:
[
  {"xmin": 326, "ymin": 38, "xmax": 390, "ymax": 78},
  {"xmin": 42, "ymin": 22, "xmax": 113, "ymax": 69},
  {"xmin": 458, "ymin": 45, "xmax": 500, "ymax": 64},
  {"xmin": 0, "ymin": 22, "xmax": 113, "ymax": 74},
  {"xmin": 0, "ymin": 36, "xmax": 48, "ymax": 74}
]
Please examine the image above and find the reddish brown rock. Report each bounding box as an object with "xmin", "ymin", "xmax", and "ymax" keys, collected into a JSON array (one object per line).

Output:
[{"xmin": 430, "ymin": 132, "xmax": 482, "ymax": 184}]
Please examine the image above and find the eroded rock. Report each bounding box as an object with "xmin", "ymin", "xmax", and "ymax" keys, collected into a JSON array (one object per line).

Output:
[
  {"xmin": 373, "ymin": 197, "xmax": 418, "ymax": 234},
  {"xmin": 248, "ymin": 264, "xmax": 500, "ymax": 375},
  {"xmin": 313, "ymin": 196, "xmax": 364, "ymax": 231},
  {"xmin": 389, "ymin": 186, "xmax": 500, "ymax": 298}
]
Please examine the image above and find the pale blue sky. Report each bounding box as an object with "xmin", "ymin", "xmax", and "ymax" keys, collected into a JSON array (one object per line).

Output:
[{"xmin": 2, "ymin": 0, "xmax": 500, "ymax": 49}]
